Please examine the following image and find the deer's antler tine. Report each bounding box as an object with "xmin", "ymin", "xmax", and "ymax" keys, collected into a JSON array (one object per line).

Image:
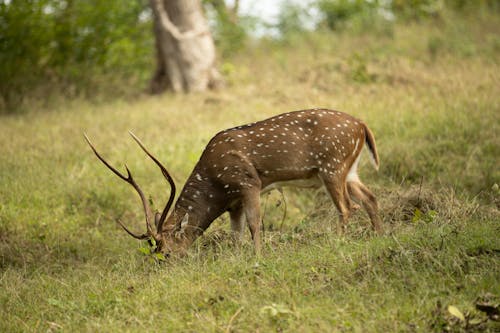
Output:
[
  {"xmin": 84, "ymin": 133, "xmax": 156, "ymax": 239},
  {"xmin": 123, "ymin": 166, "xmax": 156, "ymax": 236},
  {"xmin": 129, "ymin": 132, "xmax": 176, "ymax": 233},
  {"xmin": 116, "ymin": 219, "xmax": 150, "ymax": 240},
  {"xmin": 84, "ymin": 133, "xmax": 128, "ymax": 181}
]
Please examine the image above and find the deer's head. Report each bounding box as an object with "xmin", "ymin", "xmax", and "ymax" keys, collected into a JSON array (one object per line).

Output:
[{"xmin": 84, "ymin": 132, "xmax": 188, "ymax": 257}]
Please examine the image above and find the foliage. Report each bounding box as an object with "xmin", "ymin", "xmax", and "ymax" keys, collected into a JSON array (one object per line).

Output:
[
  {"xmin": 276, "ymin": 2, "xmax": 313, "ymax": 36},
  {"xmin": 391, "ymin": 0, "xmax": 445, "ymax": 20},
  {"xmin": 2, "ymin": 0, "xmax": 499, "ymax": 113},
  {"xmin": 316, "ymin": 0, "xmax": 500, "ymax": 33},
  {"xmin": 317, "ymin": 0, "xmax": 385, "ymax": 31},
  {"xmin": 203, "ymin": 0, "xmax": 249, "ymax": 57},
  {"xmin": 0, "ymin": 0, "xmax": 153, "ymax": 111}
]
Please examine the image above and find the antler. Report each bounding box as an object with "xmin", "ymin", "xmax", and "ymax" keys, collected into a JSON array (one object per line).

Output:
[
  {"xmin": 129, "ymin": 132, "xmax": 176, "ymax": 233},
  {"xmin": 84, "ymin": 134, "xmax": 156, "ymax": 240}
]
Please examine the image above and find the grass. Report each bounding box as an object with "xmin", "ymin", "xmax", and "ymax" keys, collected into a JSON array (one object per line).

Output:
[{"xmin": 1, "ymin": 12, "xmax": 499, "ymax": 332}]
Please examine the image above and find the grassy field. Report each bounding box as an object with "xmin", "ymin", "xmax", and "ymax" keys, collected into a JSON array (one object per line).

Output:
[{"xmin": 1, "ymin": 12, "xmax": 499, "ymax": 332}]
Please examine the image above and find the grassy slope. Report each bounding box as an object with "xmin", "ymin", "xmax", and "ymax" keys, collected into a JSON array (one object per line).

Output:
[{"xmin": 1, "ymin": 13, "xmax": 499, "ymax": 332}]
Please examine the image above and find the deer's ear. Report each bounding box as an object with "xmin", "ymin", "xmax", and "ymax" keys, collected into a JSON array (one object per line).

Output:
[
  {"xmin": 180, "ymin": 213, "xmax": 189, "ymax": 230},
  {"xmin": 175, "ymin": 213, "xmax": 189, "ymax": 239},
  {"xmin": 154, "ymin": 211, "xmax": 161, "ymax": 229}
]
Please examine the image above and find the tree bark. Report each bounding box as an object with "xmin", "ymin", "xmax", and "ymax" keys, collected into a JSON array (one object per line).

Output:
[{"xmin": 149, "ymin": 0, "xmax": 223, "ymax": 94}]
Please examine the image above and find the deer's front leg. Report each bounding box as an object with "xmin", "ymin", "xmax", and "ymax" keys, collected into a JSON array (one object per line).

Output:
[
  {"xmin": 219, "ymin": 150, "xmax": 263, "ymax": 255},
  {"xmin": 241, "ymin": 188, "xmax": 262, "ymax": 256},
  {"xmin": 229, "ymin": 203, "xmax": 246, "ymax": 242}
]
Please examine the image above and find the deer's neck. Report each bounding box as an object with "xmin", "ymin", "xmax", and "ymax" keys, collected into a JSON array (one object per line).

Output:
[{"xmin": 172, "ymin": 170, "xmax": 226, "ymax": 238}]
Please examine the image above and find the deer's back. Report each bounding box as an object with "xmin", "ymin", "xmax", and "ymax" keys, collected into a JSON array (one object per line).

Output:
[{"xmin": 198, "ymin": 109, "xmax": 366, "ymax": 189}]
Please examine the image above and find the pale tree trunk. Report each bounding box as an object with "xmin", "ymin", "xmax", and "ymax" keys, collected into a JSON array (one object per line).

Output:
[{"xmin": 149, "ymin": 0, "xmax": 223, "ymax": 93}]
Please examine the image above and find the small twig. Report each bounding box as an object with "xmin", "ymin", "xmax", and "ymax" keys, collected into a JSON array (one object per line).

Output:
[
  {"xmin": 225, "ymin": 307, "xmax": 244, "ymax": 333},
  {"xmin": 391, "ymin": 234, "xmax": 404, "ymax": 249},
  {"xmin": 399, "ymin": 175, "xmax": 407, "ymax": 187},
  {"xmin": 417, "ymin": 176, "xmax": 424, "ymax": 207},
  {"xmin": 261, "ymin": 192, "xmax": 270, "ymax": 235},
  {"xmin": 278, "ymin": 188, "xmax": 288, "ymax": 232}
]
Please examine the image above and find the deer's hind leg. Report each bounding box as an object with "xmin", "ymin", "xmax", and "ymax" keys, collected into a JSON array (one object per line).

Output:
[
  {"xmin": 347, "ymin": 181, "xmax": 383, "ymax": 234},
  {"xmin": 319, "ymin": 173, "xmax": 351, "ymax": 235},
  {"xmin": 344, "ymin": 185, "xmax": 361, "ymax": 212}
]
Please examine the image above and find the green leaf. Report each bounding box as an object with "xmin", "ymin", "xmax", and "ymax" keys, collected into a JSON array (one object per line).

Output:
[
  {"xmin": 138, "ymin": 247, "xmax": 151, "ymax": 255},
  {"xmin": 412, "ymin": 208, "xmax": 422, "ymax": 223},
  {"xmin": 468, "ymin": 318, "xmax": 484, "ymax": 325},
  {"xmin": 274, "ymin": 303, "xmax": 294, "ymax": 315},
  {"xmin": 260, "ymin": 305, "xmax": 278, "ymax": 317},
  {"xmin": 154, "ymin": 253, "xmax": 166, "ymax": 261},
  {"xmin": 149, "ymin": 237, "xmax": 157, "ymax": 247},
  {"xmin": 448, "ymin": 305, "xmax": 465, "ymax": 321},
  {"xmin": 425, "ymin": 210, "xmax": 437, "ymax": 223}
]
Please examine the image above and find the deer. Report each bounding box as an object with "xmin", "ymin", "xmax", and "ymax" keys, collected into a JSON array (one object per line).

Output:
[{"xmin": 85, "ymin": 108, "xmax": 382, "ymax": 257}]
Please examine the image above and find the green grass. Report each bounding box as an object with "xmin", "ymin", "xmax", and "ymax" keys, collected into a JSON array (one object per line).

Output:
[{"xmin": 1, "ymin": 13, "xmax": 499, "ymax": 332}]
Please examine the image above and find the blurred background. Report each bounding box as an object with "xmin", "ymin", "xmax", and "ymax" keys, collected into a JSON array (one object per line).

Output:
[{"xmin": 1, "ymin": 0, "xmax": 498, "ymax": 112}]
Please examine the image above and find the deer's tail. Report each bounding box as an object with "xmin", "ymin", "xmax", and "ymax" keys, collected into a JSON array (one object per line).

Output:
[{"xmin": 363, "ymin": 123, "xmax": 379, "ymax": 171}]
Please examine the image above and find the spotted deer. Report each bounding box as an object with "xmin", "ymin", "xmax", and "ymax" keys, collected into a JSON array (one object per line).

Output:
[{"xmin": 85, "ymin": 108, "xmax": 382, "ymax": 256}]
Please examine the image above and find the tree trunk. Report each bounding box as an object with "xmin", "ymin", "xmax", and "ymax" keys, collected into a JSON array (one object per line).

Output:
[{"xmin": 149, "ymin": 0, "xmax": 223, "ymax": 94}]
